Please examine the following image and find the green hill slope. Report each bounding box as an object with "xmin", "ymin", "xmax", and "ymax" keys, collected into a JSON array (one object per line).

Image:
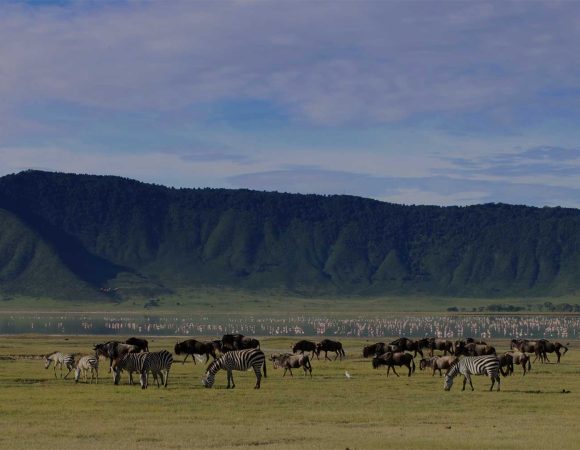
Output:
[{"xmin": 1, "ymin": 170, "xmax": 579, "ymax": 300}]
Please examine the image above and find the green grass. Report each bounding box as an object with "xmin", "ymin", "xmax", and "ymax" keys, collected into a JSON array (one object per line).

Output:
[
  {"xmin": 0, "ymin": 335, "xmax": 579, "ymax": 449},
  {"xmin": 3, "ymin": 289, "xmax": 579, "ymax": 315}
]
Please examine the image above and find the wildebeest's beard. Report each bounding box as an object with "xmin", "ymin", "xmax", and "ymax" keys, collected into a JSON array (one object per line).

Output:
[{"xmin": 444, "ymin": 375, "xmax": 453, "ymax": 391}]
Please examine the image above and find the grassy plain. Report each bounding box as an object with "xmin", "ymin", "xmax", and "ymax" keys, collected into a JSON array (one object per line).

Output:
[
  {"xmin": 0, "ymin": 335, "xmax": 579, "ymax": 449},
  {"xmin": 3, "ymin": 289, "xmax": 577, "ymax": 314}
]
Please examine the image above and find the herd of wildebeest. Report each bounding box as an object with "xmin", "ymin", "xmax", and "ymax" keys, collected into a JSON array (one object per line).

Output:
[{"xmin": 43, "ymin": 333, "xmax": 569, "ymax": 390}]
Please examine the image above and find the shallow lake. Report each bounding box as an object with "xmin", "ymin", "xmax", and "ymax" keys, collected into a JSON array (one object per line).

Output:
[{"xmin": 0, "ymin": 313, "xmax": 578, "ymax": 339}]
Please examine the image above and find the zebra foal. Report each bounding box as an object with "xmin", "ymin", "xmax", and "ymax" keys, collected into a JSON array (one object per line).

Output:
[
  {"xmin": 75, "ymin": 355, "xmax": 99, "ymax": 384},
  {"xmin": 44, "ymin": 352, "xmax": 75, "ymax": 379},
  {"xmin": 202, "ymin": 348, "xmax": 267, "ymax": 389},
  {"xmin": 444, "ymin": 355, "xmax": 501, "ymax": 392},
  {"xmin": 140, "ymin": 350, "xmax": 173, "ymax": 389}
]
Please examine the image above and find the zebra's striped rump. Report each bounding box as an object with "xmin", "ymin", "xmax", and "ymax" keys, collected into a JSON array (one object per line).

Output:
[
  {"xmin": 202, "ymin": 348, "xmax": 266, "ymax": 389},
  {"xmin": 140, "ymin": 350, "xmax": 173, "ymax": 389},
  {"xmin": 113, "ymin": 352, "xmax": 147, "ymax": 385},
  {"xmin": 75, "ymin": 355, "xmax": 99, "ymax": 384},
  {"xmin": 444, "ymin": 355, "xmax": 501, "ymax": 392}
]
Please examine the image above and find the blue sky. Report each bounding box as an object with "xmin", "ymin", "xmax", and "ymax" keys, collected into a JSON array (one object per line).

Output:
[{"xmin": 1, "ymin": 0, "xmax": 580, "ymax": 207}]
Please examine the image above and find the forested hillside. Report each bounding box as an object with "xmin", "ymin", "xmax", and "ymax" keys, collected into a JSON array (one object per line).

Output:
[{"xmin": 1, "ymin": 170, "xmax": 579, "ymax": 301}]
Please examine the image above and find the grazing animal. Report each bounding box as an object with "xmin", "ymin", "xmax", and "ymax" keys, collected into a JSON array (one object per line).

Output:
[
  {"xmin": 426, "ymin": 338, "xmax": 455, "ymax": 356},
  {"xmin": 44, "ymin": 352, "xmax": 75, "ymax": 379},
  {"xmin": 456, "ymin": 343, "xmax": 496, "ymax": 357},
  {"xmin": 539, "ymin": 340, "xmax": 569, "ymax": 363},
  {"xmin": 419, "ymin": 356, "xmax": 458, "ymax": 376},
  {"xmin": 174, "ymin": 339, "xmax": 217, "ymax": 365},
  {"xmin": 315, "ymin": 339, "xmax": 345, "ymax": 361},
  {"xmin": 271, "ymin": 353, "xmax": 312, "ymax": 378},
  {"xmin": 125, "ymin": 337, "xmax": 149, "ymax": 352},
  {"xmin": 93, "ymin": 341, "xmax": 139, "ymax": 372},
  {"xmin": 444, "ymin": 355, "xmax": 501, "ymax": 391},
  {"xmin": 221, "ymin": 334, "xmax": 260, "ymax": 352},
  {"xmin": 74, "ymin": 355, "xmax": 99, "ymax": 384},
  {"xmin": 202, "ymin": 348, "xmax": 266, "ymax": 389},
  {"xmin": 505, "ymin": 351, "xmax": 531, "ymax": 375},
  {"xmin": 113, "ymin": 352, "xmax": 147, "ymax": 385},
  {"xmin": 363, "ymin": 343, "xmax": 399, "ymax": 358},
  {"xmin": 510, "ymin": 339, "xmax": 547, "ymax": 363},
  {"xmin": 372, "ymin": 352, "xmax": 415, "ymax": 377},
  {"xmin": 389, "ymin": 337, "xmax": 424, "ymax": 357},
  {"xmin": 292, "ymin": 340, "xmax": 317, "ymax": 358},
  {"xmin": 497, "ymin": 353, "xmax": 514, "ymax": 377},
  {"xmin": 139, "ymin": 350, "xmax": 173, "ymax": 389}
]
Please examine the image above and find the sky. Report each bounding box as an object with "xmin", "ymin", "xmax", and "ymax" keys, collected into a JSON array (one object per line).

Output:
[{"xmin": 1, "ymin": 0, "xmax": 580, "ymax": 208}]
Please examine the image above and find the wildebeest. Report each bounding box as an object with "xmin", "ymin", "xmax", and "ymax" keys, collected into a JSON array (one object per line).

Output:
[
  {"xmin": 270, "ymin": 353, "xmax": 312, "ymax": 378},
  {"xmin": 389, "ymin": 337, "xmax": 424, "ymax": 357},
  {"xmin": 315, "ymin": 339, "xmax": 345, "ymax": 361},
  {"xmin": 174, "ymin": 339, "xmax": 217, "ymax": 364},
  {"xmin": 510, "ymin": 339, "xmax": 547, "ymax": 363},
  {"xmin": 504, "ymin": 350, "xmax": 531, "ymax": 375},
  {"xmin": 497, "ymin": 353, "xmax": 514, "ymax": 377},
  {"xmin": 419, "ymin": 356, "xmax": 458, "ymax": 377},
  {"xmin": 539, "ymin": 339, "xmax": 569, "ymax": 363},
  {"xmin": 125, "ymin": 337, "xmax": 149, "ymax": 353},
  {"xmin": 221, "ymin": 334, "xmax": 260, "ymax": 352},
  {"xmin": 93, "ymin": 341, "xmax": 139, "ymax": 372},
  {"xmin": 456, "ymin": 343, "xmax": 496, "ymax": 357},
  {"xmin": 425, "ymin": 338, "xmax": 454, "ymax": 356},
  {"xmin": 292, "ymin": 340, "xmax": 317, "ymax": 358},
  {"xmin": 372, "ymin": 352, "xmax": 415, "ymax": 377},
  {"xmin": 363, "ymin": 342, "xmax": 388, "ymax": 358}
]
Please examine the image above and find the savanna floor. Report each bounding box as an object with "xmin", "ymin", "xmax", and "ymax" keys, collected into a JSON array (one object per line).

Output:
[{"xmin": 0, "ymin": 335, "xmax": 578, "ymax": 449}]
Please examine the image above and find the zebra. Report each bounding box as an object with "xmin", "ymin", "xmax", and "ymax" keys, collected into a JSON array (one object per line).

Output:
[
  {"xmin": 444, "ymin": 355, "xmax": 501, "ymax": 392},
  {"xmin": 139, "ymin": 350, "xmax": 173, "ymax": 389},
  {"xmin": 74, "ymin": 355, "xmax": 99, "ymax": 384},
  {"xmin": 44, "ymin": 352, "xmax": 75, "ymax": 379},
  {"xmin": 202, "ymin": 348, "xmax": 267, "ymax": 389},
  {"xmin": 113, "ymin": 352, "xmax": 147, "ymax": 385}
]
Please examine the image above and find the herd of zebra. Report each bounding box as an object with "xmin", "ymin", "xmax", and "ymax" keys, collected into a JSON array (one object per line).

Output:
[{"xmin": 43, "ymin": 334, "xmax": 569, "ymax": 391}]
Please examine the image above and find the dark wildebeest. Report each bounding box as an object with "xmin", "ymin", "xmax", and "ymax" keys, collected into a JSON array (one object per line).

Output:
[
  {"xmin": 174, "ymin": 339, "xmax": 217, "ymax": 364},
  {"xmin": 419, "ymin": 356, "xmax": 458, "ymax": 377},
  {"xmin": 389, "ymin": 337, "xmax": 424, "ymax": 357},
  {"xmin": 93, "ymin": 341, "xmax": 139, "ymax": 372},
  {"xmin": 497, "ymin": 353, "xmax": 514, "ymax": 377},
  {"xmin": 510, "ymin": 339, "xmax": 547, "ymax": 363},
  {"xmin": 270, "ymin": 353, "xmax": 313, "ymax": 378},
  {"xmin": 221, "ymin": 334, "xmax": 260, "ymax": 351},
  {"xmin": 363, "ymin": 342, "xmax": 390, "ymax": 358},
  {"xmin": 505, "ymin": 350, "xmax": 531, "ymax": 375},
  {"xmin": 539, "ymin": 339, "xmax": 569, "ymax": 363},
  {"xmin": 456, "ymin": 343, "xmax": 496, "ymax": 357},
  {"xmin": 426, "ymin": 338, "xmax": 454, "ymax": 357},
  {"xmin": 125, "ymin": 337, "xmax": 149, "ymax": 353},
  {"xmin": 372, "ymin": 352, "xmax": 415, "ymax": 377},
  {"xmin": 292, "ymin": 340, "xmax": 317, "ymax": 358},
  {"xmin": 315, "ymin": 339, "xmax": 345, "ymax": 361}
]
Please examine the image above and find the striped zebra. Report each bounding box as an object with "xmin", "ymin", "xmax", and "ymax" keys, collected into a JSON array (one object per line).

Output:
[
  {"xmin": 202, "ymin": 348, "xmax": 267, "ymax": 389},
  {"xmin": 44, "ymin": 352, "xmax": 75, "ymax": 379},
  {"xmin": 113, "ymin": 352, "xmax": 147, "ymax": 385},
  {"xmin": 74, "ymin": 355, "xmax": 99, "ymax": 384},
  {"xmin": 139, "ymin": 350, "xmax": 173, "ymax": 389},
  {"xmin": 444, "ymin": 355, "xmax": 501, "ymax": 391}
]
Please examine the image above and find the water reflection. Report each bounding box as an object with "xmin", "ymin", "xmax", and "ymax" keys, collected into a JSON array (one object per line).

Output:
[{"xmin": 0, "ymin": 314, "xmax": 578, "ymax": 339}]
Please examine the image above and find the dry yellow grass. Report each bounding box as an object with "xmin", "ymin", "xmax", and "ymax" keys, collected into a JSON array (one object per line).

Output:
[{"xmin": 0, "ymin": 335, "xmax": 578, "ymax": 449}]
